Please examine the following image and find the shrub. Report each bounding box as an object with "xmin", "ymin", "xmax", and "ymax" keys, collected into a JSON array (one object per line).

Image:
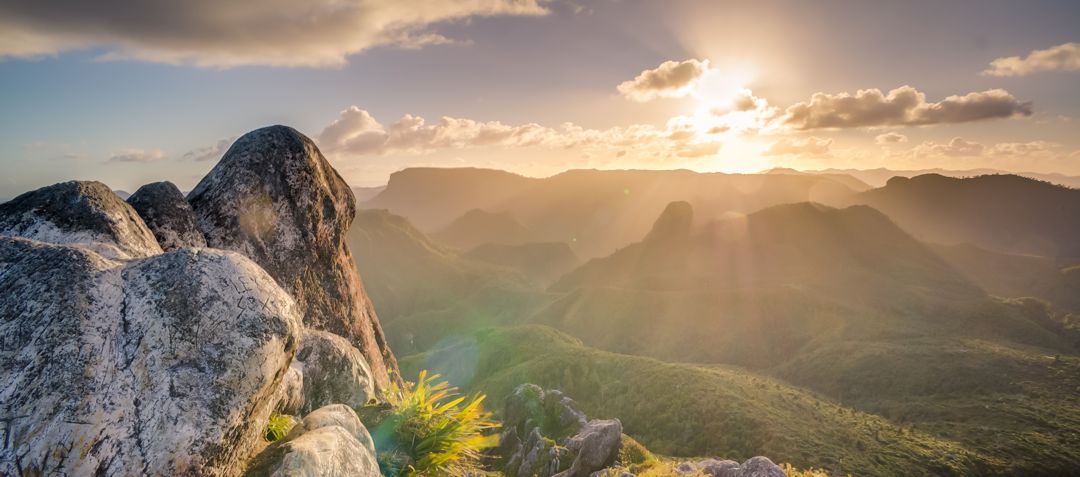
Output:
[
  {"xmin": 367, "ymin": 370, "xmax": 500, "ymax": 476},
  {"xmin": 264, "ymin": 412, "xmax": 295, "ymax": 442}
]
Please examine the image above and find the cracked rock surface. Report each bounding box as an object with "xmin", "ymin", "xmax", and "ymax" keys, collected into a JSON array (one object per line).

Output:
[{"xmin": 0, "ymin": 237, "xmax": 301, "ymax": 476}]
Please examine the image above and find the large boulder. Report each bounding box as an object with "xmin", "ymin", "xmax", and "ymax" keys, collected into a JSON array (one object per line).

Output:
[
  {"xmin": 187, "ymin": 126, "xmax": 399, "ymax": 390},
  {"xmin": 0, "ymin": 180, "xmax": 162, "ymax": 259},
  {"xmin": 294, "ymin": 330, "xmax": 375, "ymax": 414},
  {"xmin": 245, "ymin": 405, "xmax": 379, "ymax": 477},
  {"xmin": 0, "ymin": 237, "xmax": 302, "ymax": 476},
  {"xmin": 127, "ymin": 181, "xmax": 208, "ymax": 250}
]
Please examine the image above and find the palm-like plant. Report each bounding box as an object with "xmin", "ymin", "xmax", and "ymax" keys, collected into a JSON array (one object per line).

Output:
[{"xmin": 379, "ymin": 370, "xmax": 500, "ymax": 476}]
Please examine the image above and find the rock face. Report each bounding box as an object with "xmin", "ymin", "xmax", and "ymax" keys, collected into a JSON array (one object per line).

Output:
[
  {"xmin": 294, "ymin": 330, "xmax": 376, "ymax": 414},
  {"xmin": 187, "ymin": 125, "xmax": 399, "ymax": 390},
  {"xmin": 0, "ymin": 180, "xmax": 162, "ymax": 259},
  {"xmin": 0, "ymin": 237, "xmax": 302, "ymax": 476},
  {"xmin": 501, "ymin": 384, "xmax": 622, "ymax": 477},
  {"xmin": 127, "ymin": 181, "xmax": 208, "ymax": 250},
  {"xmin": 246, "ymin": 405, "xmax": 379, "ymax": 477}
]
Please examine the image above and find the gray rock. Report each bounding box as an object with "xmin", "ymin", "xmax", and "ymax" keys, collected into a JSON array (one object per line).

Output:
[
  {"xmin": 127, "ymin": 181, "xmax": 208, "ymax": 250},
  {"xmin": 272, "ymin": 362, "xmax": 305, "ymax": 415},
  {"xmin": 694, "ymin": 456, "xmax": 785, "ymax": 477},
  {"xmin": 0, "ymin": 180, "xmax": 162, "ymax": 259},
  {"xmin": 187, "ymin": 125, "xmax": 399, "ymax": 390},
  {"xmin": 294, "ymin": 330, "xmax": 375, "ymax": 414},
  {"xmin": 300, "ymin": 404, "xmax": 375, "ymax": 456},
  {"xmin": 554, "ymin": 419, "xmax": 623, "ymax": 477},
  {"xmin": 0, "ymin": 237, "xmax": 302, "ymax": 476},
  {"xmin": 735, "ymin": 456, "xmax": 786, "ymax": 477},
  {"xmin": 697, "ymin": 458, "xmax": 740, "ymax": 476},
  {"xmin": 247, "ymin": 405, "xmax": 379, "ymax": 477},
  {"xmin": 269, "ymin": 426, "xmax": 380, "ymax": 477}
]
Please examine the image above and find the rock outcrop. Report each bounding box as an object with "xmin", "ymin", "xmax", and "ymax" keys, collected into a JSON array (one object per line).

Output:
[
  {"xmin": 0, "ymin": 180, "xmax": 162, "ymax": 259},
  {"xmin": 187, "ymin": 125, "xmax": 399, "ymax": 390},
  {"xmin": 127, "ymin": 181, "xmax": 208, "ymax": 250},
  {"xmin": 500, "ymin": 384, "xmax": 622, "ymax": 477},
  {"xmin": 294, "ymin": 330, "xmax": 376, "ymax": 414},
  {"xmin": 0, "ymin": 237, "xmax": 301, "ymax": 476},
  {"xmin": 246, "ymin": 405, "xmax": 379, "ymax": 477}
]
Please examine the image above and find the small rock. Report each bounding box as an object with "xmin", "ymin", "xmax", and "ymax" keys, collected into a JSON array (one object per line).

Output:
[
  {"xmin": 301, "ymin": 404, "xmax": 375, "ymax": 455},
  {"xmin": 269, "ymin": 426, "xmax": 380, "ymax": 477},
  {"xmin": 127, "ymin": 181, "xmax": 207, "ymax": 250}
]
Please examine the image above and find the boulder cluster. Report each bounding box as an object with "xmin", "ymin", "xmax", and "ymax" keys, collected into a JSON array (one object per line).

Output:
[
  {"xmin": 0, "ymin": 125, "xmax": 393, "ymax": 476},
  {"xmin": 498, "ymin": 384, "xmax": 624, "ymax": 477}
]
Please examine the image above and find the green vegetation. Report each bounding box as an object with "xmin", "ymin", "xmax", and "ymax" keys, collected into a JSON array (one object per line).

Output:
[
  {"xmin": 352, "ymin": 192, "xmax": 1080, "ymax": 476},
  {"xmin": 264, "ymin": 412, "xmax": 295, "ymax": 442},
  {"xmin": 362, "ymin": 371, "xmax": 500, "ymax": 476},
  {"xmin": 402, "ymin": 326, "xmax": 980, "ymax": 476}
]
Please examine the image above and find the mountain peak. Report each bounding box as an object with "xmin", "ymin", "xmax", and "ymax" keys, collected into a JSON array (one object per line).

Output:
[{"xmin": 644, "ymin": 200, "xmax": 693, "ymax": 243}]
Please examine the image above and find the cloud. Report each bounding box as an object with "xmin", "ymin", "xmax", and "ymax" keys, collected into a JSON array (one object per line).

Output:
[
  {"xmin": 781, "ymin": 86, "xmax": 1032, "ymax": 130},
  {"xmin": 182, "ymin": 137, "xmax": 236, "ymax": 162},
  {"xmin": 0, "ymin": 0, "xmax": 549, "ymax": 67},
  {"xmin": 982, "ymin": 42, "xmax": 1080, "ymax": 77},
  {"xmin": 911, "ymin": 137, "xmax": 1059, "ymax": 158},
  {"xmin": 107, "ymin": 148, "xmax": 166, "ymax": 163},
  {"xmin": 317, "ymin": 106, "xmax": 722, "ymax": 160},
  {"xmin": 617, "ymin": 59, "xmax": 711, "ymax": 102},
  {"xmin": 875, "ymin": 132, "xmax": 908, "ymax": 145},
  {"xmin": 762, "ymin": 136, "xmax": 832, "ymax": 156},
  {"xmin": 914, "ymin": 137, "xmax": 985, "ymax": 157}
]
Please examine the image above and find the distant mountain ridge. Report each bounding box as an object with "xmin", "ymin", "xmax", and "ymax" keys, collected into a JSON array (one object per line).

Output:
[
  {"xmin": 852, "ymin": 173, "xmax": 1080, "ymax": 259},
  {"xmin": 791, "ymin": 167, "xmax": 1080, "ymax": 189},
  {"xmin": 364, "ymin": 167, "xmax": 863, "ymax": 258}
]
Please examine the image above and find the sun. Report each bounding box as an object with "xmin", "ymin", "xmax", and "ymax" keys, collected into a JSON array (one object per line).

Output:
[{"xmin": 692, "ymin": 63, "xmax": 757, "ymax": 110}]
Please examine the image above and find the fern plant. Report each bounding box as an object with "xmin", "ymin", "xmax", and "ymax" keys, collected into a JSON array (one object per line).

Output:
[{"xmin": 374, "ymin": 370, "xmax": 500, "ymax": 476}]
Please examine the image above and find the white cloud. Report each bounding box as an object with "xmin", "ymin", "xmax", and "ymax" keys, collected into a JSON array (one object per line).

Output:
[
  {"xmin": 107, "ymin": 148, "xmax": 166, "ymax": 163},
  {"xmin": 875, "ymin": 132, "xmax": 908, "ymax": 145},
  {"xmin": 317, "ymin": 106, "xmax": 723, "ymax": 161},
  {"xmin": 617, "ymin": 59, "xmax": 711, "ymax": 102},
  {"xmin": 982, "ymin": 42, "xmax": 1080, "ymax": 77},
  {"xmin": 913, "ymin": 137, "xmax": 985, "ymax": 157},
  {"xmin": 911, "ymin": 137, "xmax": 1061, "ymax": 159},
  {"xmin": 781, "ymin": 86, "xmax": 1032, "ymax": 130},
  {"xmin": 0, "ymin": 0, "xmax": 549, "ymax": 67},
  {"xmin": 182, "ymin": 137, "xmax": 236, "ymax": 162},
  {"xmin": 762, "ymin": 136, "xmax": 832, "ymax": 156}
]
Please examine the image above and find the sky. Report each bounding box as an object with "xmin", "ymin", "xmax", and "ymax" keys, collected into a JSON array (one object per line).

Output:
[{"xmin": 0, "ymin": 0, "xmax": 1078, "ymax": 198}]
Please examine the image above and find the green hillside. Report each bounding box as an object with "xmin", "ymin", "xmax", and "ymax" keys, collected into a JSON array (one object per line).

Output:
[{"xmin": 401, "ymin": 325, "xmax": 982, "ymax": 477}]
